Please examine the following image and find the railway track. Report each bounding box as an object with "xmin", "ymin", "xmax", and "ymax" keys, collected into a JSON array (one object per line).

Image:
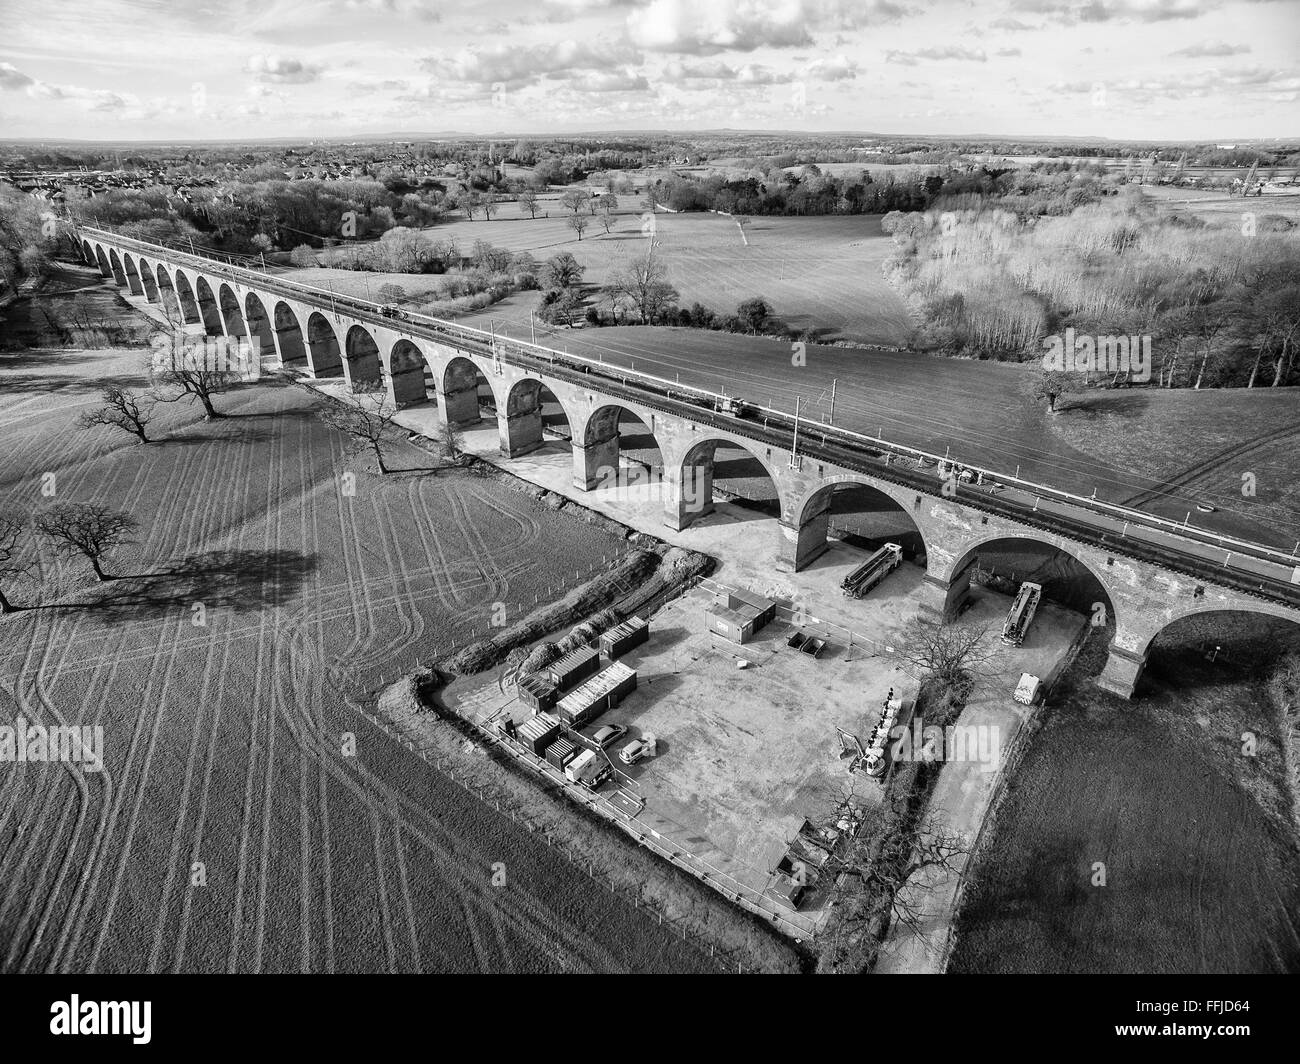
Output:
[{"xmin": 75, "ymin": 226, "xmax": 1300, "ymax": 609}]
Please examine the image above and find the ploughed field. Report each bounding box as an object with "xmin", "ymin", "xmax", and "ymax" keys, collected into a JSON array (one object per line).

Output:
[{"xmin": 0, "ymin": 344, "xmax": 717, "ymax": 973}]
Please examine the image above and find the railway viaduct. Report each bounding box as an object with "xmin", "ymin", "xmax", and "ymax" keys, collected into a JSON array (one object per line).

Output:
[{"xmin": 76, "ymin": 228, "xmax": 1300, "ymax": 699}]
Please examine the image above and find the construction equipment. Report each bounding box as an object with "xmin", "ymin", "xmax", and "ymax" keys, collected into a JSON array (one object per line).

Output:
[
  {"xmin": 841, "ymin": 543, "xmax": 903, "ymax": 599},
  {"xmin": 1001, "ymin": 581, "xmax": 1043, "ymax": 647},
  {"xmin": 1013, "ymin": 673, "xmax": 1042, "ymax": 705}
]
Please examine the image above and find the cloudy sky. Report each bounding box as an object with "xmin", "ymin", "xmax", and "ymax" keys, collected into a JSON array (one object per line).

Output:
[{"xmin": 1, "ymin": 0, "xmax": 1296, "ymax": 142}]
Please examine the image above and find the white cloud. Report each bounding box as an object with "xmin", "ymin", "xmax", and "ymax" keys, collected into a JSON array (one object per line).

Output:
[
  {"xmin": 886, "ymin": 46, "xmax": 988, "ymax": 64},
  {"xmin": 1168, "ymin": 40, "xmax": 1251, "ymax": 57},
  {"xmin": 628, "ymin": 0, "xmax": 910, "ymax": 55},
  {"xmin": 245, "ymin": 55, "xmax": 324, "ymax": 83},
  {"xmin": 425, "ymin": 38, "xmax": 642, "ymax": 87}
]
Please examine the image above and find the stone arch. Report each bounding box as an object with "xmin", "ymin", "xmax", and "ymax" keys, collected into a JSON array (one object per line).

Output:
[
  {"xmin": 193, "ymin": 276, "xmax": 225, "ymax": 334},
  {"xmin": 122, "ymin": 254, "xmax": 145, "ymax": 296},
  {"xmin": 575, "ymin": 402, "xmax": 665, "ymax": 491},
  {"xmin": 344, "ymin": 324, "xmax": 383, "ymax": 389},
  {"xmin": 154, "ymin": 266, "xmax": 184, "ymax": 324},
  {"xmin": 305, "ymin": 312, "xmax": 343, "ymax": 378},
  {"xmin": 172, "ymin": 269, "xmax": 202, "ymax": 325},
  {"xmin": 107, "ymin": 248, "xmax": 127, "ymax": 287},
  {"xmin": 784, "ymin": 475, "xmax": 928, "ymax": 572},
  {"xmin": 272, "ymin": 301, "xmax": 307, "ymax": 369},
  {"xmin": 93, "ymin": 245, "xmax": 112, "ymax": 278},
  {"xmin": 388, "ymin": 339, "xmax": 429, "ymax": 407},
  {"xmin": 441, "ymin": 355, "xmax": 496, "ymax": 426},
  {"xmin": 243, "ymin": 293, "xmax": 278, "ymax": 364},
  {"xmin": 672, "ymin": 434, "xmax": 786, "ymax": 533},
  {"xmin": 498, "ymin": 377, "xmax": 576, "ymax": 458},
  {"xmin": 1140, "ymin": 604, "xmax": 1300, "ymax": 660},
  {"xmin": 941, "ymin": 532, "xmax": 1118, "ymax": 635},
  {"xmin": 81, "ymin": 239, "xmax": 95, "ymax": 265},
  {"xmin": 218, "ymin": 284, "xmax": 247, "ymax": 337},
  {"xmin": 136, "ymin": 259, "xmax": 160, "ymax": 302},
  {"xmin": 1109, "ymin": 606, "xmax": 1300, "ymax": 701}
]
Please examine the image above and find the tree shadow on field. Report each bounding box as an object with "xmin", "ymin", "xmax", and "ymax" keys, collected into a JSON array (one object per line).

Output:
[
  {"xmin": 66, "ymin": 548, "xmax": 319, "ymax": 624},
  {"xmin": 0, "ymin": 371, "xmax": 151, "ymax": 395},
  {"xmin": 1064, "ymin": 391, "xmax": 1153, "ymax": 418},
  {"xmin": 0, "ymin": 349, "xmax": 108, "ymax": 372}
]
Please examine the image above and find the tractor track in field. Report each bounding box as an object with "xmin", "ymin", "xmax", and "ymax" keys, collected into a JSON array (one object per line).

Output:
[
  {"xmin": 1, "ymin": 339, "xmax": 713, "ymax": 974},
  {"xmin": 1118, "ymin": 422, "xmax": 1300, "ymax": 512}
]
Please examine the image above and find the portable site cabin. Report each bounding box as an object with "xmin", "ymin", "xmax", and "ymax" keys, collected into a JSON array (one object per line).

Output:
[
  {"xmin": 726, "ymin": 588, "xmax": 777, "ymax": 630},
  {"xmin": 600, "ymin": 616, "xmax": 649, "ymax": 660},
  {"xmin": 547, "ymin": 646, "xmax": 601, "ymax": 691},
  {"xmin": 518, "ymin": 673, "xmax": 558, "ymax": 713},
  {"xmin": 555, "ymin": 661, "xmax": 637, "ymax": 730},
  {"xmin": 517, "ymin": 712, "xmax": 561, "ymax": 756},
  {"xmin": 706, "ymin": 587, "xmax": 777, "ymax": 645}
]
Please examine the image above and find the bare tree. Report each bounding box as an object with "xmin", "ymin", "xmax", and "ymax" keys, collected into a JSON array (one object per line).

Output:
[
  {"xmin": 607, "ymin": 245, "xmax": 679, "ymax": 323},
  {"xmin": 1187, "ymin": 298, "xmax": 1236, "ymax": 389},
  {"xmin": 598, "ymin": 204, "xmax": 618, "ymax": 235},
  {"xmin": 518, "ymin": 188, "xmax": 539, "ymax": 219},
  {"xmin": 315, "ymin": 382, "xmax": 405, "ymax": 475},
  {"xmin": 560, "ymin": 189, "xmax": 588, "ymax": 215},
  {"xmin": 820, "ymin": 799, "xmax": 971, "ymax": 964},
  {"xmin": 436, "ymin": 417, "xmax": 466, "ymax": 463},
  {"xmin": 36, "ymin": 502, "xmax": 138, "ymax": 582},
  {"xmin": 78, "ymin": 385, "xmax": 156, "ymax": 443},
  {"xmin": 897, "ymin": 615, "xmax": 995, "ymax": 702},
  {"xmin": 150, "ymin": 333, "xmax": 240, "ymax": 420},
  {"xmin": 1030, "ymin": 366, "xmax": 1084, "ymax": 413},
  {"xmin": 0, "ymin": 516, "xmax": 32, "ymax": 613},
  {"xmin": 481, "ymin": 191, "xmax": 498, "ymax": 221},
  {"xmin": 567, "ymin": 214, "xmax": 590, "ymax": 241}
]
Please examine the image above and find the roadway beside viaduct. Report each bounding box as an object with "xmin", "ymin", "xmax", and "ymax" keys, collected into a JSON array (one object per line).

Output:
[{"xmin": 76, "ymin": 229, "xmax": 1300, "ymax": 699}]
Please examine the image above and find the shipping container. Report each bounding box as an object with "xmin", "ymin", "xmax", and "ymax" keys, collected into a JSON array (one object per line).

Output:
[
  {"xmin": 517, "ymin": 711, "xmax": 560, "ymax": 755},
  {"xmin": 544, "ymin": 736, "xmax": 579, "ymax": 770},
  {"xmin": 600, "ymin": 615, "xmax": 649, "ymax": 660},
  {"xmin": 547, "ymin": 645, "xmax": 601, "ymax": 691},
  {"xmin": 517, "ymin": 673, "xmax": 558, "ymax": 712},
  {"xmin": 555, "ymin": 661, "xmax": 637, "ymax": 729},
  {"xmin": 706, "ymin": 603, "xmax": 759, "ymax": 644}
]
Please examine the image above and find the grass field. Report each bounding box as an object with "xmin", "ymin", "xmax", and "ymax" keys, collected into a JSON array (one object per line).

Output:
[
  {"xmin": 949, "ymin": 625, "xmax": 1300, "ymax": 974},
  {"xmin": 0, "ymin": 332, "xmax": 723, "ymax": 973},
  {"xmin": 287, "ymin": 209, "xmax": 914, "ymax": 346},
  {"xmin": 1142, "ymin": 183, "xmax": 1300, "ymax": 222}
]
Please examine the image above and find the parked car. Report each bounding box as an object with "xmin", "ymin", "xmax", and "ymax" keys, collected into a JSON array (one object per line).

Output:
[
  {"xmin": 619, "ymin": 738, "xmax": 649, "ymax": 765},
  {"xmin": 593, "ymin": 724, "xmax": 627, "ymax": 749}
]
